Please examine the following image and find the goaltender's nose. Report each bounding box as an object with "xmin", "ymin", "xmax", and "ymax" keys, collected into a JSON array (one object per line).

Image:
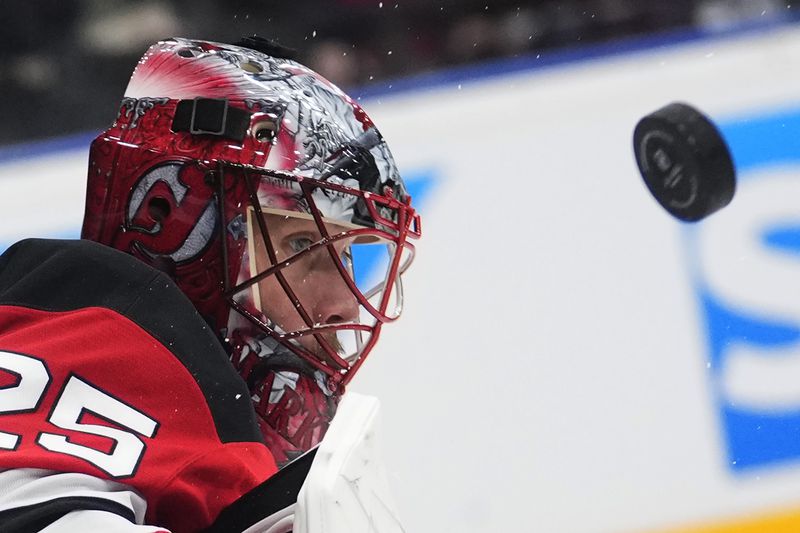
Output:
[
  {"xmin": 307, "ymin": 264, "xmax": 359, "ymax": 326},
  {"xmin": 313, "ymin": 284, "xmax": 359, "ymax": 325}
]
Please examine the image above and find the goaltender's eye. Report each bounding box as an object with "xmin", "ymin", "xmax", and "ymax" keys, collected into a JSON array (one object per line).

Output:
[{"xmin": 288, "ymin": 236, "xmax": 315, "ymax": 254}]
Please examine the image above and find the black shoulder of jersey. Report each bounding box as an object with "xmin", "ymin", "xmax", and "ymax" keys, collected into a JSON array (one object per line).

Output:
[{"xmin": 0, "ymin": 238, "xmax": 263, "ymax": 445}]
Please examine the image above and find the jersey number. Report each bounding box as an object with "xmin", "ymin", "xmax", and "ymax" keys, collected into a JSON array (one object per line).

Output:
[{"xmin": 0, "ymin": 350, "xmax": 158, "ymax": 478}]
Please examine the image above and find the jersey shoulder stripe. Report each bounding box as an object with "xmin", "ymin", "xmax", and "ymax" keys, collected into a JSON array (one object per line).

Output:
[{"xmin": 0, "ymin": 495, "xmax": 136, "ymax": 533}]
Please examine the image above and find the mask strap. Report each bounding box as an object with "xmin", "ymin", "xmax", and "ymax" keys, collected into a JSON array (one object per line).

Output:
[{"xmin": 172, "ymin": 98, "xmax": 252, "ymax": 142}]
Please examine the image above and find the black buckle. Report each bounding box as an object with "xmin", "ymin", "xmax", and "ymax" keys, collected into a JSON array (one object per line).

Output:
[
  {"xmin": 171, "ymin": 98, "xmax": 251, "ymax": 142},
  {"xmin": 190, "ymin": 98, "xmax": 228, "ymax": 136}
]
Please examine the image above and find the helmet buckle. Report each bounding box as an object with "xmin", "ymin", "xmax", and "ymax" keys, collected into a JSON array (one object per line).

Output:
[
  {"xmin": 190, "ymin": 98, "xmax": 228, "ymax": 136},
  {"xmin": 171, "ymin": 97, "xmax": 251, "ymax": 141}
]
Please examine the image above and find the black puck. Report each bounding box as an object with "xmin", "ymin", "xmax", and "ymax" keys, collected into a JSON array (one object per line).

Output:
[{"xmin": 633, "ymin": 102, "xmax": 736, "ymax": 222}]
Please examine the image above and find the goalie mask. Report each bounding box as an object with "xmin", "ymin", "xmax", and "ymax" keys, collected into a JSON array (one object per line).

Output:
[{"xmin": 82, "ymin": 37, "xmax": 421, "ymax": 464}]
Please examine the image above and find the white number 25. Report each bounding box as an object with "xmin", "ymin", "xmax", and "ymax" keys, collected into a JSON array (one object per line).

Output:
[{"xmin": 0, "ymin": 350, "xmax": 158, "ymax": 478}]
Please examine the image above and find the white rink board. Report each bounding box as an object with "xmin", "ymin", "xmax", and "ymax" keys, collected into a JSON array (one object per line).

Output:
[{"xmin": 5, "ymin": 25, "xmax": 800, "ymax": 533}]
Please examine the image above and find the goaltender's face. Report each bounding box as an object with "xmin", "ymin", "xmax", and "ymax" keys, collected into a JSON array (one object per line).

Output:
[{"xmin": 251, "ymin": 212, "xmax": 360, "ymax": 356}]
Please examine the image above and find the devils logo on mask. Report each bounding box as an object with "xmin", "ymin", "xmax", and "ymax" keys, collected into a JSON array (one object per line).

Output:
[{"xmin": 116, "ymin": 163, "xmax": 217, "ymax": 265}]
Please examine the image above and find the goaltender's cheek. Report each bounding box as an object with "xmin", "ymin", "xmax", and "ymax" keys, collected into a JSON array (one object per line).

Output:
[{"xmin": 257, "ymin": 284, "xmax": 300, "ymax": 331}]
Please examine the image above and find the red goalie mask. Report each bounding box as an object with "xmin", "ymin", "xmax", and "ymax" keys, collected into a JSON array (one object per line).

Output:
[{"xmin": 82, "ymin": 37, "xmax": 421, "ymax": 463}]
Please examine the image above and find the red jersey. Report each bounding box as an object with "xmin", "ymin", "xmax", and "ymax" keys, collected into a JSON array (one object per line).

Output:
[{"xmin": 0, "ymin": 239, "xmax": 279, "ymax": 532}]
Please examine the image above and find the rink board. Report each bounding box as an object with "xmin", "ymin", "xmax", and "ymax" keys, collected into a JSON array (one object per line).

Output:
[{"xmin": 4, "ymin": 24, "xmax": 800, "ymax": 533}]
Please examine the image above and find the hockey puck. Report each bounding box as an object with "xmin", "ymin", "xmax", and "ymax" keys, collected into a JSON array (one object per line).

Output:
[{"xmin": 633, "ymin": 102, "xmax": 736, "ymax": 222}]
